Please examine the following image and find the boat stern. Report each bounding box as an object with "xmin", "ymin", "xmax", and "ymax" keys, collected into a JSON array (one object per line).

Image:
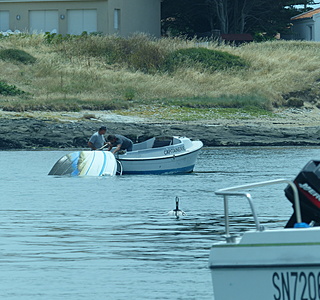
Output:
[{"xmin": 209, "ymin": 228, "xmax": 320, "ymax": 300}]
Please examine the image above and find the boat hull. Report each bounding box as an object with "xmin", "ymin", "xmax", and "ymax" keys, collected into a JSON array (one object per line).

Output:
[
  {"xmin": 48, "ymin": 151, "xmax": 117, "ymax": 176},
  {"xmin": 117, "ymin": 137, "xmax": 203, "ymax": 174},
  {"xmin": 211, "ymin": 266, "xmax": 320, "ymax": 300},
  {"xmin": 209, "ymin": 228, "xmax": 320, "ymax": 300},
  {"xmin": 118, "ymin": 148, "xmax": 201, "ymax": 174}
]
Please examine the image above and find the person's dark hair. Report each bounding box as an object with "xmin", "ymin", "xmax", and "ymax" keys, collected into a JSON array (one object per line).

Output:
[
  {"xmin": 99, "ymin": 126, "xmax": 107, "ymax": 131},
  {"xmin": 107, "ymin": 134, "xmax": 116, "ymax": 141}
]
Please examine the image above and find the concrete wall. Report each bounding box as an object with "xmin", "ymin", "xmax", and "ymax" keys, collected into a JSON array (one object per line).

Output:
[
  {"xmin": 0, "ymin": 0, "xmax": 161, "ymax": 37},
  {"xmin": 292, "ymin": 19, "xmax": 314, "ymax": 41},
  {"xmin": 120, "ymin": 0, "xmax": 161, "ymax": 37},
  {"xmin": 313, "ymin": 14, "xmax": 320, "ymax": 41}
]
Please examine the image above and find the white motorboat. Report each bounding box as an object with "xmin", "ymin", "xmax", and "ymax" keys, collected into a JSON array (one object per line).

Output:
[
  {"xmin": 209, "ymin": 160, "xmax": 320, "ymax": 300},
  {"xmin": 48, "ymin": 136, "xmax": 203, "ymax": 176},
  {"xmin": 116, "ymin": 136, "xmax": 203, "ymax": 174}
]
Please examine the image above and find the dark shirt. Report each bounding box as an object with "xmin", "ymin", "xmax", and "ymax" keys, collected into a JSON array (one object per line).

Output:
[{"xmin": 111, "ymin": 134, "xmax": 133, "ymax": 151}]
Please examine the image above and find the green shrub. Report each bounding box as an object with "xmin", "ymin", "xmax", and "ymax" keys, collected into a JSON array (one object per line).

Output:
[
  {"xmin": 0, "ymin": 81, "xmax": 25, "ymax": 96},
  {"xmin": 44, "ymin": 32, "xmax": 64, "ymax": 44},
  {"xmin": 0, "ymin": 48, "xmax": 36, "ymax": 64},
  {"xmin": 130, "ymin": 43, "xmax": 163, "ymax": 72},
  {"xmin": 54, "ymin": 34, "xmax": 167, "ymax": 73},
  {"xmin": 285, "ymin": 98, "xmax": 304, "ymax": 107},
  {"xmin": 163, "ymin": 47, "xmax": 248, "ymax": 73},
  {"xmin": 104, "ymin": 35, "xmax": 167, "ymax": 73}
]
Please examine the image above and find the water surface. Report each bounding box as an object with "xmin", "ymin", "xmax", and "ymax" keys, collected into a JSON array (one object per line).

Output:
[{"xmin": 1, "ymin": 147, "xmax": 319, "ymax": 299}]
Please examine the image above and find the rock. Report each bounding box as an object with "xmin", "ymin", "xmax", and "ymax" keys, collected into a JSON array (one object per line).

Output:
[
  {"xmin": 0, "ymin": 118, "xmax": 320, "ymax": 149},
  {"xmin": 0, "ymin": 137, "xmax": 23, "ymax": 149}
]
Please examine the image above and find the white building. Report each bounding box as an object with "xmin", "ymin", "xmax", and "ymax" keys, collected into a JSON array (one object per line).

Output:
[
  {"xmin": 291, "ymin": 8, "xmax": 320, "ymax": 41},
  {"xmin": 0, "ymin": 0, "xmax": 161, "ymax": 37}
]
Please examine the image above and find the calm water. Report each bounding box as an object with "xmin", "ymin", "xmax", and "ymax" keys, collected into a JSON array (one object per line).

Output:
[{"xmin": 1, "ymin": 147, "xmax": 320, "ymax": 300}]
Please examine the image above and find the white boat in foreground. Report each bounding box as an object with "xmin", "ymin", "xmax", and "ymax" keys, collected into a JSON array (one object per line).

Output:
[
  {"xmin": 48, "ymin": 136, "xmax": 203, "ymax": 176},
  {"xmin": 210, "ymin": 160, "xmax": 320, "ymax": 300},
  {"xmin": 116, "ymin": 136, "xmax": 203, "ymax": 174}
]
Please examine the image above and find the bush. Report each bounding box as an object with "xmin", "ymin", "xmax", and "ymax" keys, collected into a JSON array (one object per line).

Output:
[
  {"xmin": 285, "ymin": 98, "xmax": 304, "ymax": 108},
  {"xmin": 44, "ymin": 32, "xmax": 64, "ymax": 44},
  {"xmin": 0, "ymin": 81, "xmax": 25, "ymax": 96},
  {"xmin": 0, "ymin": 48, "xmax": 36, "ymax": 64},
  {"xmin": 104, "ymin": 34, "xmax": 167, "ymax": 73},
  {"xmin": 54, "ymin": 34, "xmax": 168, "ymax": 73},
  {"xmin": 163, "ymin": 47, "xmax": 248, "ymax": 73}
]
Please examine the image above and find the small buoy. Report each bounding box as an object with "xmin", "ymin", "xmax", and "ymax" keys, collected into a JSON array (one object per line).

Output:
[{"xmin": 168, "ymin": 196, "xmax": 186, "ymax": 219}]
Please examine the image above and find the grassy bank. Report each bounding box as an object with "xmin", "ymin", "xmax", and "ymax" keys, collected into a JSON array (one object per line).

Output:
[{"xmin": 0, "ymin": 33, "xmax": 319, "ymax": 120}]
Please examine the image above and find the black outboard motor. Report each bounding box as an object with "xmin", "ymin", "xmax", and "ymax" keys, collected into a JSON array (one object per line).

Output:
[{"xmin": 285, "ymin": 160, "xmax": 320, "ymax": 228}]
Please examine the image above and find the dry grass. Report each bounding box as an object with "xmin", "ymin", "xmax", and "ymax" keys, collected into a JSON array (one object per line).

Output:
[{"xmin": 0, "ymin": 34, "xmax": 320, "ymax": 114}]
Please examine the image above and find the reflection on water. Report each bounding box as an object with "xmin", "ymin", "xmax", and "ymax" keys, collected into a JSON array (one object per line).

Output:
[{"xmin": 0, "ymin": 147, "xmax": 319, "ymax": 299}]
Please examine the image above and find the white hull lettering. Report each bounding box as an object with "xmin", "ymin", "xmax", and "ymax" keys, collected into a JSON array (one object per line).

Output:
[
  {"xmin": 164, "ymin": 146, "xmax": 185, "ymax": 156},
  {"xmin": 272, "ymin": 271, "xmax": 320, "ymax": 300}
]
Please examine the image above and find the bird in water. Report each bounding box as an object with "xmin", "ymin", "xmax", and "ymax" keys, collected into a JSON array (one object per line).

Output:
[{"xmin": 168, "ymin": 196, "xmax": 186, "ymax": 219}]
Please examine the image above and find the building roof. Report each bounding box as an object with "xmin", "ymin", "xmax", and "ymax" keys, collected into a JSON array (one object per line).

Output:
[
  {"xmin": 220, "ymin": 34, "xmax": 253, "ymax": 41},
  {"xmin": 291, "ymin": 8, "xmax": 320, "ymax": 21}
]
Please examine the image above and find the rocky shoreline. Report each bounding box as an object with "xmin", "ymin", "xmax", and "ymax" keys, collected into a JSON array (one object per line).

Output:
[{"xmin": 1, "ymin": 109, "xmax": 320, "ymax": 149}]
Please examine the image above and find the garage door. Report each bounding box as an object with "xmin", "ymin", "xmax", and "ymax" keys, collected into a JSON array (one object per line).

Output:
[
  {"xmin": 0, "ymin": 11, "xmax": 9, "ymax": 32},
  {"xmin": 67, "ymin": 9, "xmax": 97, "ymax": 35},
  {"xmin": 29, "ymin": 10, "xmax": 59, "ymax": 33}
]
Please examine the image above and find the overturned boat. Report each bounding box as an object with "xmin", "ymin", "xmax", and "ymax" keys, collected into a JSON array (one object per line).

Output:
[
  {"xmin": 210, "ymin": 160, "xmax": 320, "ymax": 300},
  {"xmin": 48, "ymin": 150, "xmax": 118, "ymax": 176},
  {"xmin": 49, "ymin": 136, "xmax": 203, "ymax": 176}
]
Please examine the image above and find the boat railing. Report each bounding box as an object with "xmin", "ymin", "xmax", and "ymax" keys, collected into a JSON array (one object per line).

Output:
[
  {"xmin": 215, "ymin": 179, "xmax": 301, "ymax": 243},
  {"xmin": 116, "ymin": 160, "xmax": 123, "ymax": 175}
]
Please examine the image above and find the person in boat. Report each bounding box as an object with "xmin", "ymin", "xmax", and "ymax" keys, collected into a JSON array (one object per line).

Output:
[
  {"xmin": 106, "ymin": 134, "xmax": 133, "ymax": 154},
  {"xmin": 88, "ymin": 126, "xmax": 107, "ymax": 150}
]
